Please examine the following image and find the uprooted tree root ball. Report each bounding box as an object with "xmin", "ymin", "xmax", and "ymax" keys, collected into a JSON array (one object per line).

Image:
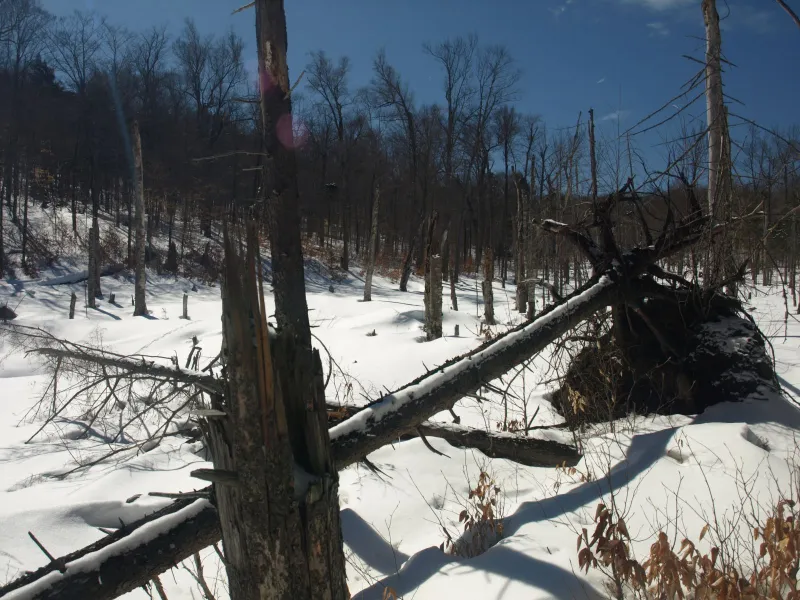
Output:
[{"xmin": 551, "ymin": 283, "xmax": 779, "ymax": 427}]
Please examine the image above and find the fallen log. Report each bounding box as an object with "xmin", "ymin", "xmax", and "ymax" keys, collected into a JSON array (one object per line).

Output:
[
  {"xmin": 0, "ymin": 498, "xmax": 220, "ymax": 600},
  {"xmin": 327, "ymin": 403, "xmax": 581, "ymax": 468},
  {"xmin": 414, "ymin": 422, "xmax": 580, "ymax": 468}
]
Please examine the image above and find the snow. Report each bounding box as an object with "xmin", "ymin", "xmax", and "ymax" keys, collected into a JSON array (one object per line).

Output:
[{"xmin": 1, "ymin": 206, "xmax": 800, "ymax": 599}]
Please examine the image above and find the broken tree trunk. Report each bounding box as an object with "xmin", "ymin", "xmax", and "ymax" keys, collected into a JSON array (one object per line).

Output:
[
  {"xmin": 201, "ymin": 224, "xmax": 347, "ymax": 600},
  {"xmin": 132, "ymin": 122, "xmax": 147, "ymax": 317},
  {"xmin": 423, "ymin": 211, "xmax": 439, "ymax": 325},
  {"xmin": 364, "ymin": 180, "xmax": 380, "ymax": 302},
  {"xmin": 326, "ymin": 402, "xmax": 579, "ymax": 467},
  {"xmin": 426, "ymin": 254, "xmax": 443, "ymax": 341}
]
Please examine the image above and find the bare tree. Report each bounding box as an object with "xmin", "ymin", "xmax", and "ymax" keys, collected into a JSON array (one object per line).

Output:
[
  {"xmin": 371, "ymin": 49, "xmax": 420, "ymax": 291},
  {"xmin": 49, "ymin": 10, "xmax": 104, "ymax": 95},
  {"xmin": 364, "ymin": 175, "xmax": 381, "ymax": 301},
  {"xmin": 306, "ymin": 50, "xmax": 353, "ymax": 269},
  {"xmin": 1, "ymin": 0, "xmax": 50, "ymax": 275},
  {"xmin": 425, "ymin": 34, "xmax": 477, "ymax": 309},
  {"xmin": 173, "ymin": 18, "xmax": 213, "ymax": 133},
  {"xmin": 132, "ymin": 121, "xmax": 148, "ymax": 317}
]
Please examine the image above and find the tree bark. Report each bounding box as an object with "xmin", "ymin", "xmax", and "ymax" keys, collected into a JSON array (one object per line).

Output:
[
  {"xmin": 87, "ymin": 227, "xmax": 98, "ymax": 309},
  {"xmin": 132, "ymin": 122, "xmax": 148, "ymax": 317}
]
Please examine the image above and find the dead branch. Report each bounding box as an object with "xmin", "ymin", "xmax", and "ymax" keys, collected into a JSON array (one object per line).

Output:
[
  {"xmin": 414, "ymin": 422, "xmax": 580, "ymax": 467},
  {"xmin": 774, "ymin": 0, "xmax": 800, "ymax": 30},
  {"xmin": 29, "ymin": 347, "xmax": 222, "ymax": 395}
]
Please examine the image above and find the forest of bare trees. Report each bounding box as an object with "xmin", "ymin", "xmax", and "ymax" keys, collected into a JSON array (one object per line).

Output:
[
  {"xmin": 1, "ymin": 0, "xmax": 796, "ymax": 310},
  {"xmin": 1, "ymin": 0, "xmax": 800, "ymax": 598}
]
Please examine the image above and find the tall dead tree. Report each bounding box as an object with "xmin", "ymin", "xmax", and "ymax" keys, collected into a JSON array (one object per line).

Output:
[
  {"xmin": 513, "ymin": 171, "xmax": 529, "ymax": 314},
  {"xmin": 363, "ymin": 178, "xmax": 380, "ymax": 302},
  {"xmin": 132, "ymin": 121, "xmax": 148, "ymax": 317},
  {"xmin": 702, "ymin": 0, "xmax": 734, "ymax": 288},
  {"xmin": 197, "ymin": 1, "xmax": 350, "ymax": 598},
  {"xmin": 482, "ymin": 247, "xmax": 495, "ymax": 324}
]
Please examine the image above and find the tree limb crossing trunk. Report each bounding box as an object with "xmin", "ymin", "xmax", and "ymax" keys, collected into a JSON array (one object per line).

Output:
[{"xmin": 329, "ymin": 274, "xmax": 615, "ymax": 469}]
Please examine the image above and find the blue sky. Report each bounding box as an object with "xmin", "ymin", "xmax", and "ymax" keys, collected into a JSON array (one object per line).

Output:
[{"xmin": 39, "ymin": 0, "xmax": 800, "ymax": 170}]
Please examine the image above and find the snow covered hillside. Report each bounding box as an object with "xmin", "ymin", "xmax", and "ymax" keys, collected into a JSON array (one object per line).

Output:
[{"xmin": 1, "ymin": 251, "xmax": 799, "ymax": 598}]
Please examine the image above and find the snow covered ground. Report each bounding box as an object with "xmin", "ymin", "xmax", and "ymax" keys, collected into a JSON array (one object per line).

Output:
[{"xmin": 1, "ymin": 243, "xmax": 799, "ymax": 598}]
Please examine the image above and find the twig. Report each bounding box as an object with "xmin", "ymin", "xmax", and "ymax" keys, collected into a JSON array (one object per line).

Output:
[
  {"xmin": 28, "ymin": 532, "xmax": 66, "ymax": 573},
  {"xmin": 152, "ymin": 575, "xmax": 168, "ymax": 600},
  {"xmin": 416, "ymin": 427, "xmax": 451, "ymax": 458},
  {"xmin": 231, "ymin": 1, "xmax": 255, "ymax": 15}
]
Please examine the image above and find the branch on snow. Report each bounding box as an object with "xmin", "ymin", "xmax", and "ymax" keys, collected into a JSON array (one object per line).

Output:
[{"xmin": 0, "ymin": 498, "xmax": 220, "ymax": 600}]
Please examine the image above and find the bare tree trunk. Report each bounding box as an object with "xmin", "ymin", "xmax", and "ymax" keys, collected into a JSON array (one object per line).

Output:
[
  {"xmin": 702, "ymin": 0, "xmax": 731, "ymax": 288},
  {"xmin": 87, "ymin": 226, "xmax": 98, "ymax": 309},
  {"xmin": 21, "ymin": 159, "xmax": 29, "ymax": 270},
  {"xmin": 132, "ymin": 122, "xmax": 148, "ymax": 317},
  {"xmin": 400, "ymin": 217, "xmax": 423, "ymax": 292},
  {"xmin": 482, "ymin": 246, "xmax": 495, "ymax": 325},
  {"xmin": 514, "ymin": 174, "xmax": 528, "ymax": 314},
  {"xmin": 364, "ymin": 181, "xmax": 380, "ymax": 302},
  {"xmin": 426, "ymin": 254, "xmax": 443, "ymax": 340},
  {"xmin": 69, "ymin": 292, "xmax": 77, "ymax": 319},
  {"xmin": 450, "ymin": 216, "xmax": 460, "ymax": 311}
]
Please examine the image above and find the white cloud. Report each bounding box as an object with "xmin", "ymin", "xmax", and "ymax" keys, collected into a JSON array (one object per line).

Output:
[
  {"xmin": 550, "ymin": 0, "xmax": 574, "ymax": 17},
  {"xmin": 620, "ymin": 0, "xmax": 693, "ymax": 10},
  {"xmin": 597, "ymin": 77, "xmax": 606, "ymax": 84},
  {"xmin": 601, "ymin": 110, "xmax": 631, "ymax": 122},
  {"xmin": 647, "ymin": 21, "xmax": 670, "ymax": 36}
]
